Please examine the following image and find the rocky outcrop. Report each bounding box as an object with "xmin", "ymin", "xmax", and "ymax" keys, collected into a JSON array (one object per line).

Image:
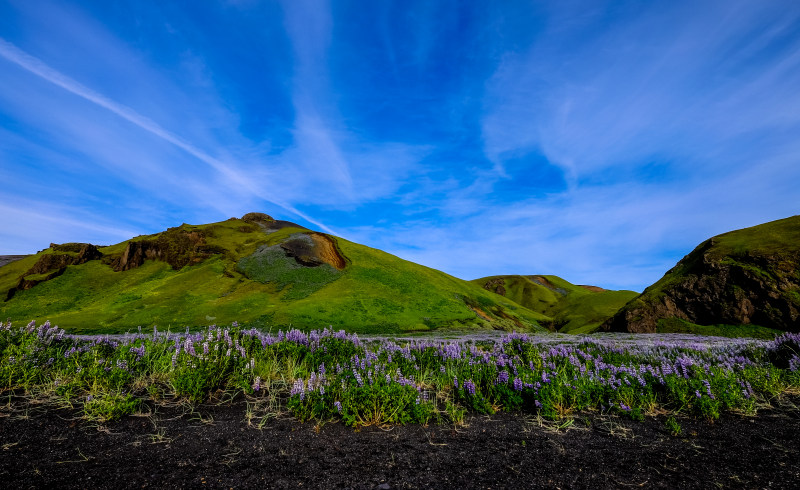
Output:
[
  {"xmin": 5, "ymin": 243, "xmax": 103, "ymax": 300},
  {"xmin": 602, "ymin": 218, "xmax": 800, "ymax": 333},
  {"xmin": 111, "ymin": 241, "xmax": 166, "ymax": 271},
  {"xmin": 240, "ymin": 212, "xmax": 307, "ymax": 234},
  {"xmin": 110, "ymin": 229, "xmax": 225, "ymax": 271},
  {"xmin": 241, "ymin": 212, "xmax": 274, "ymax": 224},
  {"xmin": 280, "ymin": 233, "xmax": 347, "ymax": 270},
  {"xmin": 25, "ymin": 243, "xmax": 103, "ymax": 275},
  {"xmin": 481, "ymin": 277, "xmax": 506, "ymax": 296}
]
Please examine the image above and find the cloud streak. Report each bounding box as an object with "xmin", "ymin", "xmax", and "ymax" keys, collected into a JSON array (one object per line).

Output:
[{"xmin": 0, "ymin": 37, "xmax": 335, "ymax": 234}]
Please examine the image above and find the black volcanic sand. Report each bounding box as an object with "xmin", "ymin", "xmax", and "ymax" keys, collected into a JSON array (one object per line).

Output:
[{"xmin": 2, "ymin": 398, "xmax": 799, "ymax": 489}]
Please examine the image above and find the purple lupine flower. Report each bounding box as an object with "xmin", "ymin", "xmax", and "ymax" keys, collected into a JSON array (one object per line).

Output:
[
  {"xmin": 463, "ymin": 379, "xmax": 476, "ymax": 395},
  {"xmin": 497, "ymin": 370, "xmax": 510, "ymax": 384},
  {"xmin": 334, "ymin": 401, "xmax": 342, "ymax": 413},
  {"xmin": 184, "ymin": 338, "xmax": 196, "ymax": 357},
  {"xmin": 290, "ymin": 379, "xmax": 305, "ymax": 400},
  {"xmin": 203, "ymin": 342, "xmax": 209, "ymax": 355},
  {"xmin": 702, "ymin": 379, "xmax": 714, "ymax": 399},
  {"xmin": 252, "ymin": 376, "xmax": 261, "ymax": 392},
  {"xmin": 453, "ymin": 376, "xmax": 459, "ymax": 389},
  {"xmin": 513, "ymin": 377, "xmax": 523, "ymax": 391}
]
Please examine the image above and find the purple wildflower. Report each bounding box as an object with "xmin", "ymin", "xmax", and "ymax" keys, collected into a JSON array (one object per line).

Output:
[
  {"xmin": 463, "ymin": 379, "xmax": 476, "ymax": 395},
  {"xmin": 497, "ymin": 370, "xmax": 509, "ymax": 384}
]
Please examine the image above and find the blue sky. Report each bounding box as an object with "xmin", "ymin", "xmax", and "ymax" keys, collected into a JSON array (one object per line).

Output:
[{"xmin": 1, "ymin": 1, "xmax": 799, "ymax": 291}]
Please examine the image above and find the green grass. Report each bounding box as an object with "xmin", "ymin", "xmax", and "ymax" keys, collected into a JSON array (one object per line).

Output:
[
  {"xmin": 270, "ymin": 238, "xmax": 549, "ymax": 334},
  {"xmin": 0, "ymin": 254, "xmax": 40, "ymax": 295},
  {"xmin": 710, "ymin": 215, "xmax": 800, "ymax": 258},
  {"xmin": 19, "ymin": 272, "xmax": 55, "ymax": 282},
  {"xmin": 0, "ymin": 219, "xmax": 548, "ymax": 334},
  {"xmin": 656, "ymin": 317, "xmax": 782, "ymax": 339}
]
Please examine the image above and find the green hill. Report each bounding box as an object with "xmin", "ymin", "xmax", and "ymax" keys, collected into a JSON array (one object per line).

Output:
[
  {"xmin": 471, "ymin": 274, "xmax": 638, "ymax": 334},
  {"xmin": 0, "ymin": 213, "xmax": 548, "ymax": 334},
  {"xmin": 602, "ymin": 215, "xmax": 800, "ymax": 335}
]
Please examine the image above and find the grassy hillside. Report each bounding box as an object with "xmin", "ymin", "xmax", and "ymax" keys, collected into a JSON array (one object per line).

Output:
[
  {"xmin": 0, "ymin": 216, "xmax": 548, "ymax": 334},
  {"xmin": 603, "ymin": 215, "xmax": 800, "ymax": 334},
  {"xmin": 471, "ymin": 275, "xmax": 637, "ymax": 334}
]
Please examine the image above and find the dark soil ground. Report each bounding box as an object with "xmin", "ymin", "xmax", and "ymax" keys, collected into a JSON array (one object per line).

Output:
[{"xmin": 2, "ymin": 396, "xmax": 799, "ymax": 489}]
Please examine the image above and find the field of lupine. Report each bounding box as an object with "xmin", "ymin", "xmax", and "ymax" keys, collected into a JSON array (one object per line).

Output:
[{"xmin": 1, "ymin": 320, "xmax": 799, "ymax": 429}]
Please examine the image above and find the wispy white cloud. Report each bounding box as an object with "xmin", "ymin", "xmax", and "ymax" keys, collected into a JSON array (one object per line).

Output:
[
  {"xmin": 275, "ymin": 0, "xmax": 428, "ymax": 209},
  {"xmin": 1, "ymin": 1, "xmax": 798, "ymax": 292},
  {"xmin": 0, "ymin": 199, "xmax": 141, "ymax": 253},
  {"xmin": 460, "ymin": 1, "xmax": 800, "ymax": 288}
]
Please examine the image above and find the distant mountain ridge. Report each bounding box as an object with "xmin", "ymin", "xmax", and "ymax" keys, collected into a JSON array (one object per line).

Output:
[
  {"xmin": 0, "ymin": 255, "xmax": 29, "ymax": 269},
  {"xmin": 0, "ymin": 213, "xmax": 549, "ymax": 334},
  {"xmin": 602, "ymin": 216, "xmax": 800, "ymax": 334},
  {"xmin": 472, "ymin": 274, "xmax": 637, "ymax": 334}
]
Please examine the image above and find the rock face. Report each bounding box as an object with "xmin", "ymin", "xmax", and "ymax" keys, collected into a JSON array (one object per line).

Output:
[
  {"xmin": 602, "ymin": 216, "xmax": 800, "ymax": 333},
  {"xmin": 110, "ymin": 229, "xmax": 225, "ymax": 271}
]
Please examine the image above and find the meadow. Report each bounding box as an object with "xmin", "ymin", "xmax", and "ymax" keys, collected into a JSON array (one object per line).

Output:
[{"xmin": 2, "ymin": 320, "xmax": 798, "ymax": 431}]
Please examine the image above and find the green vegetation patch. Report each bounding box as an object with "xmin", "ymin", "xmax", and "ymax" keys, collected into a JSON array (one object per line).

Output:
[{"xmin": 237, "ymin": 241, "xmax": 342, "ymax": 300}]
